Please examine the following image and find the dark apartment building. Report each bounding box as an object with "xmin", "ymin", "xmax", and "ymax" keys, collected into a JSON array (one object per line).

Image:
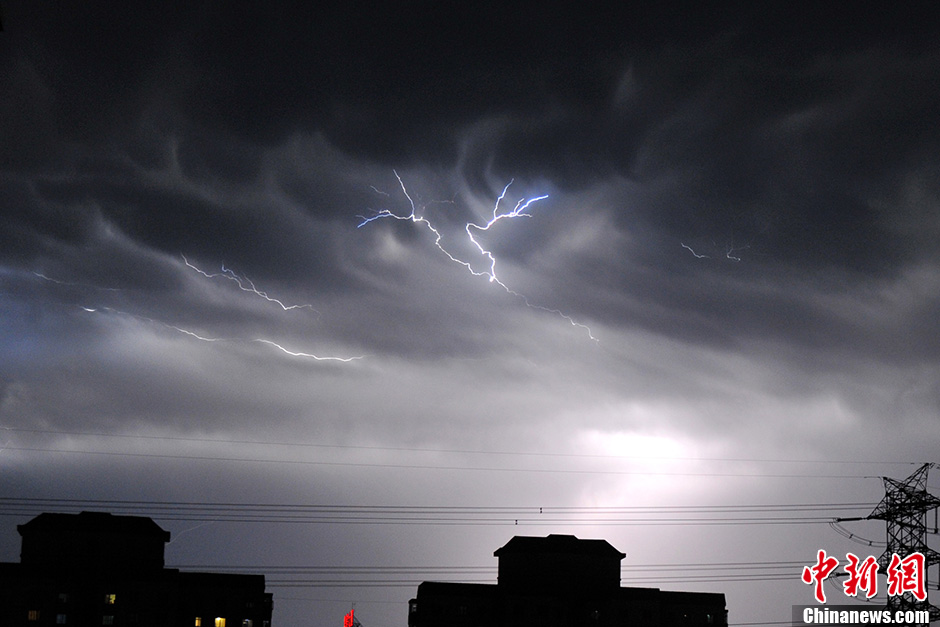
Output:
[
  {"xmin": 0, "ymin": 511, "xmax": 272, "ymax": 627},
  {"xmin": 408, "ymin": 534, "xmax": 727, "ymax": 627}
]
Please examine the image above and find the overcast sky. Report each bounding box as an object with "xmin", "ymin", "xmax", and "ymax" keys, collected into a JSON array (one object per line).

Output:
[{"xmin": 2, "ymin": 3, "xmax": 939, "ymax": 626}]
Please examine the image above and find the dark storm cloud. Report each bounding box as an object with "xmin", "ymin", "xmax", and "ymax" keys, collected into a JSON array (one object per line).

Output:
[
  {"xmin": 2, "ymin": 0, "xmax": 937, "ymax": 369},
  {"xmin": 4, "ymin": 1, "xmax": 937, "ymax": 285},
  {"xmin": 7, "ymin": 2, "xmax": 925, "ymax": 163}
]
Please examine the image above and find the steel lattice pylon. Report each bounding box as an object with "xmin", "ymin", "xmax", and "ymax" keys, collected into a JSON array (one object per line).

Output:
[{"xmin": 867, "ymin": 463, "xmax": 940, "ymax": 625}]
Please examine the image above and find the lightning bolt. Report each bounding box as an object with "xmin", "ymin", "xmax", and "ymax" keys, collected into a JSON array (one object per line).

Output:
[
  {"xmin": 681, "ymin": 241, "xmax": 750, "ymax": 262},
  {"xmin": 253, "ymin": 339, "xmax": 364, "ymax": 362},
  {"xmin": 168, "ymin": 326, "xmax": 226, "ymax": 343},
  {"xmin": 79, "ymin": 306, "xmax": 227, "ymax": 343},
  {"xmin": 358, "ymin": 171, "xmax": 597, "ymax": 341},
  {"xmin": 33, "ymin": 272, "xmax": 122, "ymax": 291},
  {"xmin": 30, "ymin": 253, "xmax": 360, "ymax": 364},
  {"xmin": 681, "ymin": 243, "xmax": 710, "ymax": 259},
  {"xmin": 79, "ymin": 307, "xmax": 364, "ymax": 363},
  {"xmin": 181, "ymin": 255, "xmax": 317, "ymax": 313},
  {"xmin": 725, "ymin": 242, "xmax": 749, "ymax": 262}
]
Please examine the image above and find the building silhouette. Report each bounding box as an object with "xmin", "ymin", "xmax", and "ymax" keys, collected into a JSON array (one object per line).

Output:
[
  {"xmin": 0, "ymin": 511, "xmax": 272, "ymax": 627},
  {"xmin": 408, "ymin": 534, "xmax": 727, "ymax": 627}
]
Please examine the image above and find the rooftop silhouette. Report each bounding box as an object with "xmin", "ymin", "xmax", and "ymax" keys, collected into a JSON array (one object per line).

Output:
[
  {"xmin": 409, "ymin": 534, "xmax": 727, "ymax": 627},
  {"xmin": 1, "ymin": 511, "xmax": 272, "ymax": 627}
]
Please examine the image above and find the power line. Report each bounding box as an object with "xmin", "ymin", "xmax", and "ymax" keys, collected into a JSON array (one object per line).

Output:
[
  {"xmin": 163, "ymin": 559, "xmax": 804, "ymax": 588},
  {"xmin": 169, "ymin": 560, "xmax": 806, "ymax": 574},
  {"xmin": 0, "ymin": 446, "xmax": 880, "ymax": 479},
  {"xmin": 0, "ymin": 497, "xmax": 873, "ymax": 511},
  {"xmin": 0, "ymin": 496, "xmax": 873, "ymax": 526}
]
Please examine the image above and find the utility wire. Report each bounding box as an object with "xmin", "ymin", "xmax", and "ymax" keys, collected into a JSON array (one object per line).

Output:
[
  {"xmin": 0, "ymin": 446, "xmax": 881, "ymax": 479},
  {"xmin": 0, "ymin": 496, "xmax": 874, "ymax": 526}
]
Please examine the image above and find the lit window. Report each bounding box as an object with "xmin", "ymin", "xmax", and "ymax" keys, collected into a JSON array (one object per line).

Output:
[
  {"xmin": 195, "ymin": 618, "xmax": 202, "ymax": 627},
  {"xmin": 105, "ymin": 594, "xmax": 116, "ymax": 605},
  {"xmin": 57, "ymin": 615, "xmax": 67, "ymax": 624},
  {"xmin": 215, "ymin": 618, "xmax": 226, "ymax": 627},
  {"xmin": 28, "ymin": 610, "xmax": 40, "ymax": 621},
  {"xmin": 103, "ymin": 616, "xmax": 114, "ymax": 625}
]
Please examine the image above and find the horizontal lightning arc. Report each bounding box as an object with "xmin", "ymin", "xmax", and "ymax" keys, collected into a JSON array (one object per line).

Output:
[
  {"xmin": 181, "ymin": 255, "xmax": 317, "ymax": 313},
  {"xmin": 253, "ymin": 339, "xmax": 365, "ymax": 362},
  {"xmin": 33, "ymin": 272, "xmax": 122, "ymax": 291},
  {"xmin": 79, "ymin": 307, "xmax": 363, "ymax": 363},
  {"xmin": 80, "ymin": 306, "xmax": 228, "ymax": 343},
  {"xmin": 30, "ymin": 266, "xmax": 361, "ymax": 364}
]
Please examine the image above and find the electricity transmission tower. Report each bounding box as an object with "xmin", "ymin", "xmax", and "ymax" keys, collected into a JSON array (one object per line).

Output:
[{"xmin": 839, "ymin": 463, "xmax": 940, "ymax": 624}]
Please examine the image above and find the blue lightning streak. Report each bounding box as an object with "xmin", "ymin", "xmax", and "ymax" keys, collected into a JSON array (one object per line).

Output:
[
  {"xmin": 358, "ymin": 171, "xmax": 597, "ymax": 341},
  {"xmin": 182, "ymin": 255, "xmax": 317, "ymax": 313}
]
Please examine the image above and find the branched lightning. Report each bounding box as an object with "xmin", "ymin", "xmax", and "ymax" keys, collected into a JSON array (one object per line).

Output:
[
  {"xmin": 358, "ymin": 171, "xmax": 597, "ymax": 341},
  {"xmin": 725, "ymin": 242, "xmax": 749, "ymax": 262},
  {"xmin": 181, "ymin": 255, "xmax": 317, "ymax": 313},
  {"xmin": 31, "ymin": 255, "xmax": 360, "ymax": 364}
]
